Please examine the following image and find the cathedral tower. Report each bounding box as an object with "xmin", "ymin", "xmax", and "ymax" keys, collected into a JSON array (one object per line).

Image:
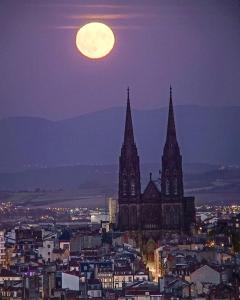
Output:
[
  {"xmin": 160, "ymin": 86, "xmax": 185, "ymax": 232},
  {"xmin": 161, "ymin": 86, "xmax": 184, "ymax": 197},
  {"xmin": 118, "ymin": 88, "xmax": 141, "ymax": 231}
]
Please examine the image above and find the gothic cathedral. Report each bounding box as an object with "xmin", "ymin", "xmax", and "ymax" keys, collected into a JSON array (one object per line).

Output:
[{"xmin": 117, "ymin": 87, "xmax": 196, "ymax": 246}]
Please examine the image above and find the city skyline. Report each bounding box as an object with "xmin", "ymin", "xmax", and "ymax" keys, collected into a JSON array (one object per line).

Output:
[{"xmin": 0, "ymin": 2, "xmax": 239, "ymax": 298}]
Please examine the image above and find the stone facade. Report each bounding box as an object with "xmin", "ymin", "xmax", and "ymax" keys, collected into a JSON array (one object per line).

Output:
[{"xmin": 118, "ymin": 87, "xmax": 196, "ymax": 247}]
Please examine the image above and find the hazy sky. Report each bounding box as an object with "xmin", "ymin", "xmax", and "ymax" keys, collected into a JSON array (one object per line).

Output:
[{"xmin": 1, "ymin": 0, "xmax": 240, "ymax": 119}]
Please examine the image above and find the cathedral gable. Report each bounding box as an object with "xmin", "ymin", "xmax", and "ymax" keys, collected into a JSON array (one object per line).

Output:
[{"xmin": 142, "ymin": 180, "xmax": 161, "ymax": 202}]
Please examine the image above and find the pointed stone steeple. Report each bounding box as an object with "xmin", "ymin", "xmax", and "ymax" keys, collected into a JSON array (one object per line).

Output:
[
  {"xmin": 166, "ymin": 86, "xmax": 177, "ymax": 142},
  {"xmin": 123, "ymin": 87, "xmax": 135, "ymax": 146},
  {"xmin": 161, "ymin": 86, "xmax": 183, "ymax": 197},
  {"xmin": 163, "ymin": 86, "xmax": 180, "ymax": 155},
  {"xmin": 118, "ymin": 88, "xmax": 141, "ymax": 231}
]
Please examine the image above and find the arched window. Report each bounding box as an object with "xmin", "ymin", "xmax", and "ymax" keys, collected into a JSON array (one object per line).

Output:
[
  {"xmin": 122, "ymin": 206, "xmax": 129, "ymax": 227},
  {"xmin": 166, "ymin": 179, "xmax": 170, "ymax": 195},
  {"xmin": 131, "ymin": 180, "xmax": 135, "ymax": 196},
  {"xmin": 123, "ymin": 178, "xmax": 127, "ymax": 196},
  {"xmin": 174, "ymin": 178, "xmax": 178, "ymax": 195},
  {"xmin": 173, "ymin": 206, "xmax": 180, "ymax": 225},
  {"xmin": 130, "ymin": 206, "xmax": 137, "ymax": 228},
  {"xmin": 165, "ymin": 208, "xmax": 170, "ymax": 225}
]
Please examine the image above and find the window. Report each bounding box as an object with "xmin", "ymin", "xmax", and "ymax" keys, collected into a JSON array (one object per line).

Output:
[
  {"xmin": 166, "ymin": 179, "xmax": 170, "ymax": 195},
  {"xmin": 63, "ymin": 243, "xmax": 69, "ymax": 249},
  {"xmin": 131, "ymin": 180, "xmax": 135, "ymax": 196},
  {"xmin": 174, "ymin": 178, "xmax": 178, "ymax": 195},
  {"xmin": 123, "ymin": 178, "xmax": 127, "ymax": 196}
]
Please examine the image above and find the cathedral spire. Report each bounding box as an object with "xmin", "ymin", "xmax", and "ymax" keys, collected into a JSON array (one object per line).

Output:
[
  {"xmin": 123, "ymin": 87, "xmax": 134, "ymax": 145},
  {"xmin": 161, "ymin": 85, "xmax": 183, "ymax": 197},
  {"xmin": 118, "ymin": 88, "xmax": 141, "ymax": 230},
  {"xmin": 166, "ymin": 85, "xmax": 177, "ymax": 143}
]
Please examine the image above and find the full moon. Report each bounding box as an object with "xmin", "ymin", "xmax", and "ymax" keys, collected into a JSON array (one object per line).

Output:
[{"xmin": 76, "ymin": 22, "xmax": 115, "ymax": 59}]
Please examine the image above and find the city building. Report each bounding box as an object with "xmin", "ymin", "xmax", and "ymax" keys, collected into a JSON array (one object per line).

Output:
[
  {"xmin": 0, "ymin": 230, "xmax": 6, "ymax": 267},
  {"xmin": 109, "ymin": 197, "xmax": 118, "ymax": 225}
]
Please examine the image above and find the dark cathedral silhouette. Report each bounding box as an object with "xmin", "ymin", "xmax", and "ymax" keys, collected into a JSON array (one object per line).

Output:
[{"xmin": 117, "ymin": 87, "xmax": 195, "ymax": 243}]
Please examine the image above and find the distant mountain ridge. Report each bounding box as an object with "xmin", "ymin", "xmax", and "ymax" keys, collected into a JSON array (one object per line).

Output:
[{"xmin": 0, "ymin": 105, "xmax": 240, "ymax": 172}]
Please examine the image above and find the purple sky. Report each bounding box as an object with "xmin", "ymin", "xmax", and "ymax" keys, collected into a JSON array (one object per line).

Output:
[{"xmin": 1, "ymin": 0, "xmax": 240, "ymax": 120}]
